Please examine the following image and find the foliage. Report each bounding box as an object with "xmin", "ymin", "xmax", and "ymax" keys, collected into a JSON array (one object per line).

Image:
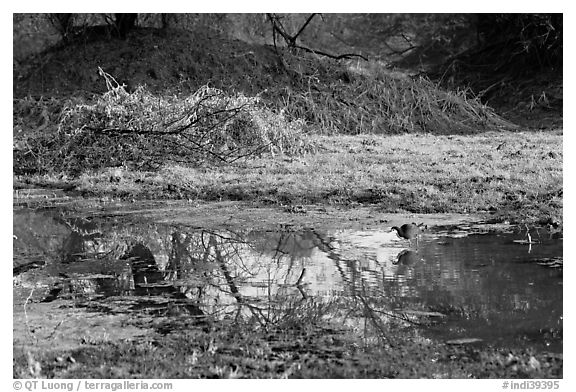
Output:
[
  {"xmin": 476, "ymin": 14, "xmax": 562, "ymax": 72},
  {"xmin": 430, "ymin": 14, "xmax": 562, "ymax": 112},
  {"xmin": 13, "ymin": 82, "xmax": 311, "ymax": 176},
  {"xmin": 12, "ymin": 14, "xmax": 559, "ymax": 178},
  {"xmin": 225, "ymin": 14, "xmax": 475, "ymax": 62}
]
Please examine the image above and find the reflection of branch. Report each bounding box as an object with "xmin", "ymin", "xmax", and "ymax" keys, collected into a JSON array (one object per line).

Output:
[
  {"xmin": 210, "ymin": 235, "xmax": 242, "ymax": 303},
  {"xmin": 209, "ymin": 233, "xmax": 267, "ymax": 325},
  {"xmin": 370, "ymin": 307, "xmax": 425, "ymax": 327},
  {"xmin": 295, "ymin": 268, "xmax": 308, "ymax": 300},
  {"xmin": 271, "ymin": 232, "xmax": 294, "ymax": 260},
  {"xmin": 200, "ymin": 230, "xmax": 321, "ymax": 327},
  {"xmin": 356, "ymin": 293, "xmax": 391, "ymax": 344},
  {"xmin": 309, "ymin": 230, "xmax": 337, "ymax": 253},
  {"xmin": 208, "ymin": 233, "xmax": 268, "ymax": 324},
  {"xmin": 295, "ymin": 268, "xmax": 306, "ymax": 286},
  {"xmin": 202, "ymin": 229, "xmax": 246, "ymax": 245},
  {"xmin": 205, "ymin": 230, "xmax": 255, "ymax": 277},
  {"xmin": 296, "ymin": 284, "xmax": 308, "ymax": 300}
]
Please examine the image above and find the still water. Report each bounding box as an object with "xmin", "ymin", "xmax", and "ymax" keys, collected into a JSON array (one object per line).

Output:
[{"xmin": 13, "ymin": 207, "xmax": 562, "ymax": 352}]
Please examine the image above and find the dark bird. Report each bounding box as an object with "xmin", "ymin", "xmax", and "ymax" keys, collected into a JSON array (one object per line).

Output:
[{"xmin": 391, "ymin": 222, "xmax": 426, "ymax": 246}]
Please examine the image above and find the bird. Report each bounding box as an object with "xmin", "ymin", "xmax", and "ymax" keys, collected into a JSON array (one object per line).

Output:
[{"xmin": 390, "ymin": 222, "xmax": 426, "ymax": 246}]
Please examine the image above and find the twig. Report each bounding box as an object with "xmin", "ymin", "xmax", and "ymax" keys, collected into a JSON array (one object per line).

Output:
[
  {"xmin": 47, "ymin": 319, "xmax": 65, "ymax": 340},
  {"xmin": 23, "ymin": 288, "xmax": 38, "ymax": 344}
]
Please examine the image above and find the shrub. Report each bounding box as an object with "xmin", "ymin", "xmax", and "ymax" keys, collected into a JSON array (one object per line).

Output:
[{"xmin": 14, "ymin": 79, "xmax": 312, "ymax": 176}]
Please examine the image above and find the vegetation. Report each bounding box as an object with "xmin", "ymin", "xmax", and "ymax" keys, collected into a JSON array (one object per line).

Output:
[
  {"xmin": 14, "ymin": 76, "xmax": 310, "ymax": 175},
  {"xmin": 14, "ymin": 322, "xmax": 562, "ymax": 378},
  {"xmin": 13, "ymin": 277, "xmax": 562, "ymax": 379},
  {"xmin": 14, "ymin": 77, "xmax": 562, "ymax": 226},
  {"xmin": 13, "ymin": 13, "xmax": 563, "ymax": 379},
  {"xmin": 12, "ymin": 14, "xmax": 563, "ymax": 226}
]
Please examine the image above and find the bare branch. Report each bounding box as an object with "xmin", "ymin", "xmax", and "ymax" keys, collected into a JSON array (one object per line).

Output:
[
  {"xmin": 266, "ymin": 14, "xmax": 367, "ymax": 61},
  {"xmin": 293, "ymin": 14, "xmax": 318, "ymax": 42},
  {"xmin": 293, "ymin": 44, "xmax": 368, "ymax": 61}
]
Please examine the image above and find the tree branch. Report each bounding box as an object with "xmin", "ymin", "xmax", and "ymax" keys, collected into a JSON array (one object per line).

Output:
[{"xmin": 293, "ymin": 13, "xmax": 318, "ymax": 42}]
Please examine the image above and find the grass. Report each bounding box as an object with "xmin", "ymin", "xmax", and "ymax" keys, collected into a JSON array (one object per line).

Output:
[
  {"xmin": 21, "ymin": 131, "xmax": 557, "ymax": 226},
  {"xmin": 14, "ymin": 318, "xmax": 562, "ymax": 379},
  {"xmin": 265, "ymin": 57, "xmax": 514, "ymax": 135}
]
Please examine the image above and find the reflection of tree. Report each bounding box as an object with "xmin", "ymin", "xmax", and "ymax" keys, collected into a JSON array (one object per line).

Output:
[
  {"xmin": 113, "ymin": 226, "xmax": 563, "ymax": 349},
  {"xmin": 207, "ymin": 231, "xmax": 300, "ymax": 327},
  {"xmin": 239, "ymin": 229, "xmax": 416, "ymax": 340},
  {"xmin": 142, "ymin": 225, "xmax": 562, "ymax": 343},
  {"xmin": 18, "ymin": 208, "xmax": 562, "ymax": 350},
  {"xmin": 15, "ymin": 209, "xmax": 428, "ymax": 342},
  {"xmin": 121, "ymin": 243, "xmax": 164, "ymax": 295},
  {"xmin": 209, "ymin": 234, "xmax": 242, "ymax": 301},
  {"xmin": 159, "ymin": 229, "xmax": 336, "ymax": 331},
  {"xmin": 353, "ymin": 280, "xmax": 428, "ymax": 345}
]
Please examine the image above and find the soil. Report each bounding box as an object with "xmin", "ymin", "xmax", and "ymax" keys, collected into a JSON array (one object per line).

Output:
[
  {"xmin": 15, "ymin": 27, "xmax": 293, "ymax": 99},
  {"xmin": 80, "ymin": 199, "xmax": 487, "ymax": 231}
]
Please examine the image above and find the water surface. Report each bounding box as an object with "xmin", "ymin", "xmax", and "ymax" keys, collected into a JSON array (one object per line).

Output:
[{"xmin": 13, "ymin": 206, "xmax": 562, "ymax": 352}]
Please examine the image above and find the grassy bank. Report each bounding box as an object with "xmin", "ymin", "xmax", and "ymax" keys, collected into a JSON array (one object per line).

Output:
[
  {"xmin": 17, "ymin": 131, "xmax": 562, "ymax": 226},
  {"xmin": 13, "ymin": 302, "xmax": 562, "ymax": 379},
  {"xmin": 14, "ymin": 327, "xmax": 561, "ymax": 379}
]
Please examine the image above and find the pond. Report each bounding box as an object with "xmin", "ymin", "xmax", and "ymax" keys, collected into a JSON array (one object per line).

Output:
[{"xmin": 13, "ymin": 204, "xmax": 563, "ymax": 355}]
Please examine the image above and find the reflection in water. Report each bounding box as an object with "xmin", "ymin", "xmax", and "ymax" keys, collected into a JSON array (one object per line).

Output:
[
  {"xmin": 13, "ymin": 208, "xmax": 563, "ymax": 353},
  {"xmin": 394, "ymin": 250, "xmax": 420, "ymax": 266},
  {"xmin": 122, "ymin": 243, "xmax": 165, "ymax": 295}
]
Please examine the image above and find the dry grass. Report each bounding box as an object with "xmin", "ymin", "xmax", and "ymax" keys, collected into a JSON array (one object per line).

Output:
[
  {"xmin": 13, "ymin": 85, "xmax": 312, "ymax": 175},
  {"xmin": 273, "ymin": 57, "xmax": 515, "ymax": 135},
  {"xmin": 63, "ymin": 131, "xmax": 563, "ymax": 225}
]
